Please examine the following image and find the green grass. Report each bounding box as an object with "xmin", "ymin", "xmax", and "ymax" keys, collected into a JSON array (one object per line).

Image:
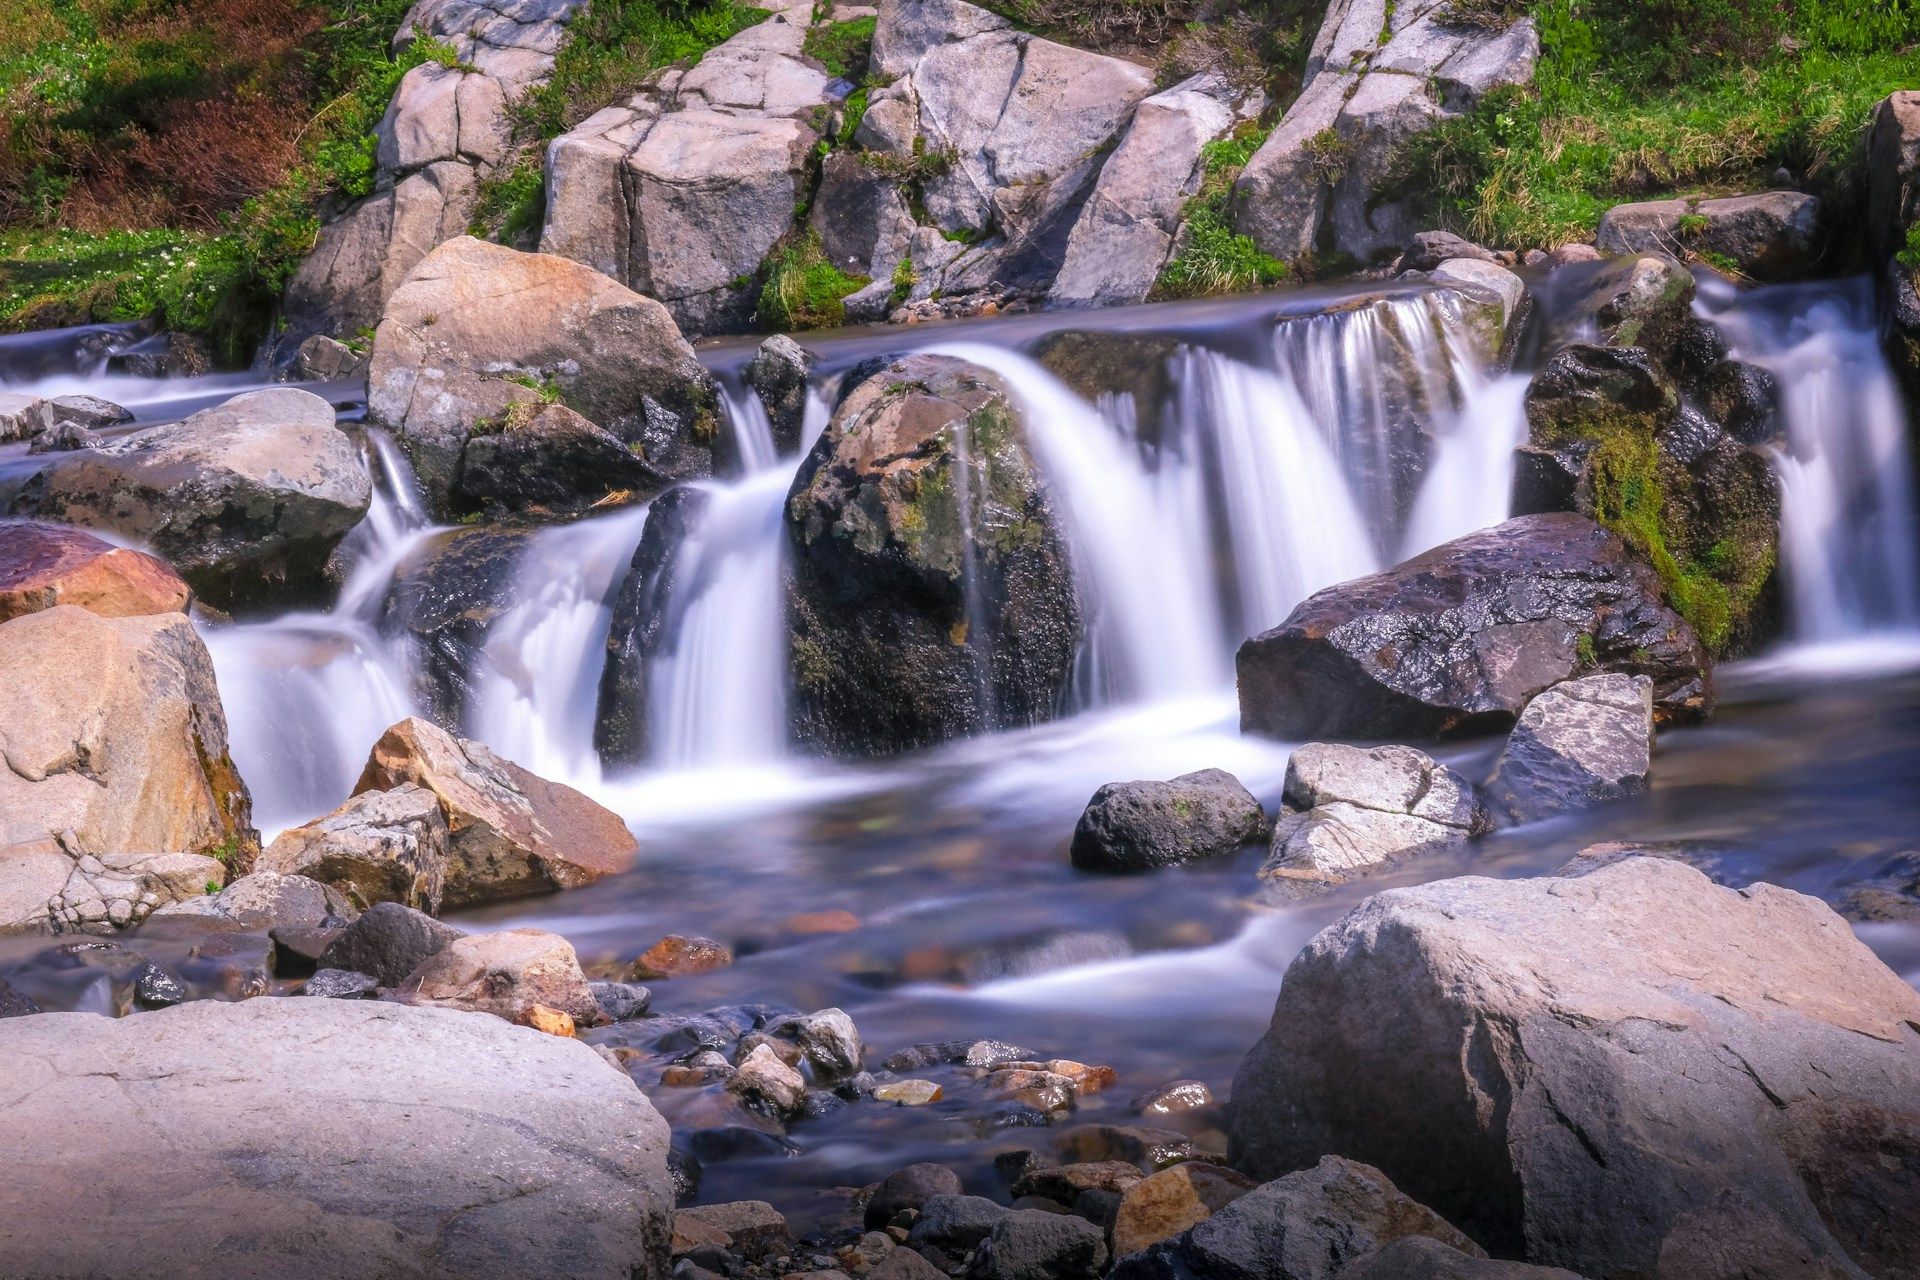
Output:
[
  {"xmin": 802, "ymin": 15, "xmax": 875, "ymax": 81},
  {"xmin": 1398, "ymin": 0, "xmax": 1920, "ymax": 247},
  {"xmin": 470, "ymin": 155, "xmax": 546, "ymax": 247},
  {"xmin": 756, "ymin": 231, "xmax": 868, "ymax": 330},
  {"xmin": 1155, "ymin": 125, "xmax": 1287, "ymax": 298}
]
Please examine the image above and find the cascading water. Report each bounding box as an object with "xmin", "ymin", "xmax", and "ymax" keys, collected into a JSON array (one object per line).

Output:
[
  {"xmin": 1698, "ymin": 276, "xmax": 1920, "ymax": 642},
  {"xmin": 1398, "ymin": 369, "xmax": 1530, "ymax": 560}
]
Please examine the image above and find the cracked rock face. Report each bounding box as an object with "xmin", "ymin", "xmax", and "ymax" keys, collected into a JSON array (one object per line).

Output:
[
  {"xmin": 1229, "ymin": 856, "xmax": 1920, "ymax": 1279},
  {"xmin": 1486, "ymin": 673, "xmax": 1653, "ymax": 824},
  {"xmin": 0, "ymin": 998, "xmax": 674, "ymax": 1279}
]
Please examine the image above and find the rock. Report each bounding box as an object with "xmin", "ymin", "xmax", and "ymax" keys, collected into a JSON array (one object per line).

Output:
[
  {"xmin": 1050, "ymin": 74, "xmax": 1255, "ymax": 308},
  {"xmin": 730, "ymin": 1042, "xmax": 809, "ymax": 1114},
  {"xmin": 376, "ymin": 62, "xmax": 511, "ymax": 177},
  {"xmin": 0, "ymin": 975, "xmax": 40, "ymax": 1017},
  {"xmin": 1702, "ymin": 358, "xmax": 1780, "ymax": 444},
  {"xmin": 0, "ymin": 519, "xmax": 189, "ymax": 622},
  {"xmin": 367, "ymin": 237, "xmax": 717, "ymax": 514},
  {"xmin": 1070, "ymin": 768, "xmax": 1268, "ymax": 874},
  {"xmin": 0, "ymin": 393, "xmax": 49, "ymax": 441},
  {"xmin": 287, "ymin": 333, "xmax": 366, "ymax": 382},
  {"xmin": 1110, "ymin": 1156, "xmax": 1481, "ymax": 1280},
  {"xmin": 260, "ymin": 784, "xmax": 449, "ymax": 912},
  {"xmin": 353, "ymin": 716, "xmax": 638, "ymax": 906},
  {"xmin": 1229, "ymin": 857, "xmax": 1920, "ymax": 1276},
  {"xmin": 12, "ymin": 389, "xmax": 370, "ymax": 609},
  {"xmin": 808, "ymin": 151, "xmax": 916, "ymax": 311},
  {"xmin": 1595, "ymin": 192, "xmax": 1821, "ymax": 281},
  {"xmin": 1538, "ymin": 251, "xmax": 1695, "ymax": 368},
  {"xmin": 457, "ymin": 402, "xmax": 667, "ymax": 519},
  {"xmin": 1111, "ymin": 1163, "xmax": 1255, "ymax": 1260},
  {"xmin": 317, "ymin": 899, "xmax": 465, "ymax": 986},
  {"xmin": 381, "ymin": 524, "xmax": 531, "ymax": 723},
  {"xmin": 874, "ymin": 1079, "xmax": 945, "ymax": 1106},
  {"xmin": 1261, "ymin": 743, "xmax": 1482, "ymax": 896},
  {"xmin": 1401, "ymin": 230, "xmax": 1499, "ymax": 272},
  {"xmin": 593, "ymin": 485, "xmax": 709, "ymax": 766},
  {"xmin": 768, "ymin": 1007, "xmax": 864, "ymax": 1078},
  {"xmin": 1485, "ymin": 673, "xmax": 1653, "ymax": 823},
  {"xmin": 44, "ymin": 395, "xmax": 131, "ymax": 430},
  {"xmin": 908, "ymin": 1195, "xmax": 1012, "ymax": 1254},
  {"xmin": 303, "ymin": 967, "xmax": 381, "ymax": 999},
  {"xmin": 967, "ymin": 1209, "xmax": 1107, "ymax": 1280},
  {"xmin": 871, "ymin": 1247, "xmax": 948, "ymax": 1280},
  {"xmin": 629, "ymin": 934, "xmax": 732, "ymax": 979},
  {"xmin": 396, "ymin": 926, "xmax": 601, "ymax": 1027},
  {"xmin": 867, "ymin": 1163, "xmax": 964, "ymax": 1228},
  {"xmin": 0, "ymin": 997, "xmax": 673, "ymax": 1279},
  {"xmin": 743, "ymin": 335, "xmax": 815, "ymax": 457},
  {"xmin": 1030, "ymin": 330, "xmax": 1180, "ymax": 445},
  {"xmin": 1133, "ymin": 1079, "xmax": 1212, "ymax": 1117},
  {"xmin": 591, "ymin": 979, "xmax": 653, "ymax": 1021},
  {"xmin": 1428, "ymin": 258, "xmax": 1524, "ymax": 333},
  {"xmin": 26, "ymin": 421, "xmax": 103, "ymax": 454},
  {"xmin": 1235, "ymin": 0, "xmax": 1538, "ymax": 264},
  {"xmin": 0, "ymin": 606, "xmax": 252, "ymax": 933},
  {"xmin": 786, "ymin": 355, "xmax": 1080, "ymax": 756},
  {"xmin": 1868, "ymin": 92, "xmax": 1920, "ymax": 395},
  {"xmin": 1236, "ymin": 512, "xmax": 1712, "ymax": 740},
  {"xmin": 674, "ymin": 1201, "xmax": 793, "ymax": 1263},
  {"xmin": 156, "ymin": 869, "xmax": 353, "ymax": 931},
  {"xmin": 1341, "ymin": 1236, "xmax": 1586, "ymax": 1279}
]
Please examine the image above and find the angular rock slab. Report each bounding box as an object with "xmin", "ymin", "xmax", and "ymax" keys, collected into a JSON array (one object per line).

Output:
[
  {"xmin": 0, "ymin": 519, "xmax": 190, "ymax": 621},
  {"xmin": 0, "ymin": 998, "xmax": 673, "ymax": 1279},
  {"xmin": 1262, "ymin": 742, "xmax": 1482, "ymax": 896},
  {"xmin": 1595, "ymin": 191, "xmax": 1821, "ymax": 281},
  {"xmin": 1236, "ymin": 512, "xmax": 1712, "ymax": 740},
  {"xmin": 1230, "ymin": 857, "xmax": 1920, "ymax": 1278},
  {"xmin": 1486, "ymin": 673, "xmax": 1653, "ymax": 824},
  {"xmin": 261, "ymin": 783, "xmax": 450, "ymax": 913}
]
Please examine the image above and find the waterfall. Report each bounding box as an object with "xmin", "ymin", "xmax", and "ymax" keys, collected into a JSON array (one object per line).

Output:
[
  {"xmin": 718, "ymin": 372, "xmax": 780, "ymax": 474},
  {"xmin": 1699, "ymin": 277, "xmax": 1920, "ymax": 641},
  {"xmin": 1398, "ymin": 370, "xmax": 1530, "ymax": 560},
  {"xmin": 921, "ymin": 341, "xmax": 1229, "ymax": 702}
]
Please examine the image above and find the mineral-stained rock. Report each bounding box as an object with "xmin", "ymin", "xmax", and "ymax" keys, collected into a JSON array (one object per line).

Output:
[
  {"xmin": 396, "ymin": 926, "xmax": 602, "ymax": 1027},
  {"xmin": 786, "ymin": 354, "xmax": 1080, "ymax": 756},
  {"xmin": 12, "ymin": 389, "xmax": 370, "ymax": 609},
  {"xmin": 0, "ymin": 519, "xmax": 189, "ymax": 621},
  {"xmin": 353, "ymin": 716, "xmax": 638, "ymax": 906},
  {"xmin": 0, "ymin": 998, "xmax": 674, "ymax": 1279},
  {"xmin": 1110, "ymin": 1163, "xmax": 1256, "ymax": 1260},
  {"xmin": 1070, "ymin": 769, "xmax": 1269, "ymax": 873},
  {"xmin": 1229, "ymin": 857, "xmax": 1920, "ymax": 1277},
  {"xmin": 260, "ymin": 783, "xmax": 450, "ymax": 913},
  {"xmin": 1236, "ymin": 512, "xmax": 1712, "ymax": 740},
  {"xmin": 1485, "ymin": 673, "xmax": 1654, "ymax": 824},
  {"xmin": 629, "ymin": 934, "xmax": 732, "ymax": 980}
]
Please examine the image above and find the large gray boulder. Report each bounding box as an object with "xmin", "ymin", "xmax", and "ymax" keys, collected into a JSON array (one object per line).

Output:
[
  {"xmin": 1484, "ymin": 673, "xmax": 1653, "ymax": 824},
  {"xmin": 0, "ymin": 998, "xmax": 674, "ymax": 1279},
  {"xmin": 1071, "ymin": 768, "xmax": 1268, "ymax": 873},
  {"xmin": 1230, "ymin": 857, "xmax": 1920, "ymax": 1278},
  {"xmin": 366, "ymin": 236, "xmax": 718, "ymax": 515},
  {"xmin": 12, "ymin": 389, "xmax": 370, "ymax": 608},
  {"xmin": 785, "ymin": 355, "xmax": 1081, "ymax": 756},
  {"xmin": 1261, "ymin": 743, "xmax": 1481, "ymax": 897},
  {"xmin": 1234, "ymin": 0, "xmax": 1538, "ymax": 265},
  {"xmin": 1595, "ymin": 192, "xmax": 1821, "ymax": 280},
  {"xmin": 1049, "ymin": 73, "xmax": 1257, "ymax": 308},
  {"xmin": 0, "ymin": 606, "xmax": 252, "ymax": 933},
  {"xmin": 1237, "ymin": 512, "xmax": 1712, "ymax": 741}
]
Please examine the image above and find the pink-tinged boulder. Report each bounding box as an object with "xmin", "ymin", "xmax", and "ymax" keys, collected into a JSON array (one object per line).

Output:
[{"xmin": 0, "ymin": 520, "xmax": 190, "ymax": 622}]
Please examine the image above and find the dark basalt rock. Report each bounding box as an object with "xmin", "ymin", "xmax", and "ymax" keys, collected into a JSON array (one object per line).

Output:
[
  {"xmin": 1237, "ymin": 512, "xmax": 1713, "ymax": 741},
  {"xmin": 316, "ymin": 900, "xmax": 465, "ymax": 988},
  {"xmin": 595, "ymin": 485, "xmax": 712, "ymax": 768},
  {"xmin": 1069, "ymin": 768, "xmax": 1269, "ymax": 873},
  {"xmin": 457, "ymin": 402, "xmax": 668, "ymax": 519},
  {"xmin": 785, "ymin": 355, "xmax": 1082, "ymax": 757},
  {"xmin": 868, "ymin": 1163, "xmax": 965, "ymax": 1229},
  {"xmin": 380, "ymin": 524, "xmax": 532, "ymax": 724},
  {"xmin": 1703, "ymin": 358, "xmax": 1782, "ymax": 445}
]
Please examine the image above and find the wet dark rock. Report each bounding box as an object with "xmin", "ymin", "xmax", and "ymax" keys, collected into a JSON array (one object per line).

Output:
[
  {"xmin": 1229, "ymin": 857, "xmax": 1920, "ymax": 1276},
  {"xmin": 1703, "ymin": 359, "xmax": 1781, "ymax": 444},
  {"xmin": 767, "ymin": 1007, "xmax": 864, "ymax": 1079},
  {"xmin": 1031, "ymin": 330, "xmax": 1179, "ymax": 446},
  {"xmin": 380, "ymin": 524, "xmax": 531, "ymax": 724},
  {"xmin": 867, "ymin": 1164, "xmax": 965, "ymax": 1230},
  {"xmin": 1485, "ymin": 674, "xmax": 1654, "ymax": 824},
  {"xmin": 302, "ymin": 967, "xmax": 381, "ymax": 999},
  {"xmin": 1869, "ymin": 92, "xmax": 1920, "ymax": 397},
  {"xmin": 0, "ymin": 975, "xmax": 40, "ymax": 1017},
  {"xmin": 1011, "ymin": 1162, "xmax": 1144, "ymax": 1203},
  {"xmin": 1537, "ymin": 252, "xmax": 1696, "ymax": 369},
  {"xmin": 654, "ymin": 1005, "xmax": 772, "ymax": 1055},
  {"xmin": 967, "ymin": 1208, "xmax": 1107, "ymax": 1280},
  {"xmin": 884, "ymin": 1037, "xmax": 1037, "ymax": 1072},
  {"xmin": 457, "ymin": 402, "xmax": 668, "ymax": 519},
  {"xmin": 667, "ymin": 1147, "xmax": 702, "ymax": 1200},
  {"xmin": 743, "ymin": 335, "xmax": 815, "ymax": 457},
  {"xmin": 131, "ymin": 961, "xmax": 187, "ymax": 1008},
  {"xmin": 908, "ymin": 1195, "xmax": 1012, "ymax": 1254},
  {"xmin": 590, "ymin": 979, "xmax": 653, "ymax": 1022},
  {"xmin": 1132, "ymin": 1079, "xmax": 1212, "ymax": 1117},
  {"xmin": 1055, "ymin": 1125, "xmax": 1193, "ymax": 1171},
  {"xmin": 1525, "ymin": 344, "xmax": 1677, "ymax": 441},
  {"xmin": 594, "ymin": 484, "xmax": 710, "ymax": 767},
  {"xmin": 686, "ymin": 1125, "xmax": 801, "ymax": 1163},
  {"xmin": 1070, "ymin": 768, "xmax": 1268, "ymax": 874},
  {"xmin": 316, "ymin": 900, "xmax": 465, "ymax": 987},
  {"xmin": 1237, "ymin": 512, "xmax": 1713, "ymax": 740},
  {"xmin": 786, "ymin": 355, "xmax": 1081, "ymax": 757},
  {"xmin": 1401, "ymin": 231, "xmax": 1499, "ymax": 273},
  {"xmin": 1109, "ymin": 1156, "xmax": 1481, "ymax": 1280}
]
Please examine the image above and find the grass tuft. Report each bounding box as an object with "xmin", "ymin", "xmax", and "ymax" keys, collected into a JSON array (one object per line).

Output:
[
  {"xmin": 757, "ymin": 231, "xmax": 869, "ymax": 330},
  {"xmin": 1154, "ymin": 124, "xmax": 1288, "ymax": 299}
]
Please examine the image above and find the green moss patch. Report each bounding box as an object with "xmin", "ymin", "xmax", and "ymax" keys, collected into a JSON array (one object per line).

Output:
[
  {"xmin": 757, "ymin": 231, "xmax": 869, "ymax": 331},
  {"xmin": 802, "ymin": 15, "xmax": 876, "ymax": 81}
]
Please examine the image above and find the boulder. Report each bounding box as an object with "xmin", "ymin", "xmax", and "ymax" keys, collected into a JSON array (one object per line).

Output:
[
  {"xmin": 260, "ymin": 783, "xmax": 450, "ymax": 913},
  {"xmin": 867, "ymin": 1163, "xmax": 964, "ymax": 1228},
  {"xmin": 1110, "ymin": 1163, "xmax": 1256, "ymax": 1259},
  {"xmin": 1533, "ymin": 251, "xmax": 1695, "ymax": 369},
  {"xmin": 1261, "ymin": 743, "xmax": 1482, "ymax": 896},
  {"xmin": 594, "ymin": 485, "xmax": 709, "ymax": 766},
  {"xmin": 457, "ymin": 402, "xmax": 668, "ymax": 518},
  {"xmin": 154, "ymin": 869, "xmax": 354, "ymax": 933},
  {"xmin": 381, "ymin": 524, "xmax": 532, "ymax": 723},
  {"xmin": 1237, "ymin": 512, "xmax": 1712, "ymax": 741},
  {"xmin": 743, "ymin": 335, "xmax": 815, "ymax": 456},
  {"xmin": 1595, "ymin": 192, "xmax": 1821, "ymax": 280},
  {"xmin": 766, "ymin": 1006, "xmax": 864, "ymax": 1079},
  {"xmin": 1070, "ymin": 769, "xmax": 1269, "ymax": 873},
  {"xmin": 1427, "ymin": 258, "xmax": 1524, "ymax": 334},
  {"xmin": 786, "ymin": 355, "xmax": 1080, "ymax": 756},
  {"xmin": 1341, "ymin": 1237, "xmax": 1585, "ymax": 1279},
  {"xmin": 1110, "ymin": 1156, "xmax": 1482, "ymax": 1280},
  {"xmin": 729, "ymin": 1042, "xmax": 808, "ymax": 1114},
  {"xmin": 318, "ymin": 899, "xmax": 466, "ymax": 987},
  {"xmin": 1401, "ymin": 230, "xmax": 1499, "ymax": 272},
  {"xmin": 0, "ymin": 606, "xmax": 253, "ymax": 933},
  {"xmin": 287, "ymin": 333, "xmax": 367, "ymax": 382},
  {"xmin": 375, "ymin": 62, "xmax": 511, "ymax": 177},
  {"xmin": 0, "ymin": 998, "xmax": 674, "ymax": 1279},
  {"xmin": 968, "ymin": 1209, "xmax": 1107, "ymax": 1280},
  {"xmin": 0, "ymin": 519, "xmax": 189, "ymax": 621},
  {"xmin": 367, "ymin": 237, "xmax": 718, "ymax": 515},
  {"xmin": 42, "ymin": 395, "xmax": 130, "ymax": 431},
  {"xmin": 26, "ymin": 421, "xmax": 103, "ymax": 454},
  {"xmin": 1230, "ymin": 857, "xmax": 1920, "ymax": 1277},
  {"xmin": 0, "ymin": 392, "xmax": 48, "ymax": 442},
  {"xmin": 1235, "ymin": 0, "xmax": 1538, "ymax": 264},
  {"xmin": 396, "ymin": 926, "xmax": 602, "ymax": 1027},
  {"xmin": 353, "ymin": 716, "xmax": 638, "ymax": 906},
  {"xmin": 12, "ymin": 389, "xmax": 370, "ymax": 609},
  {"xmin": 909, "ymin": 1195, "xmax": 1013, "ymax": 1254},
  {"xmin": 1049, "ymin": 74, "xmax": 1255, "ymax": 308},
  {"xmin": 1868, "ymin": 91, "xmax": 1920, "ymax": 393},
  {"xmin": 1485, "ymin": 674, "xmax": 1652, "ymax": 824}
]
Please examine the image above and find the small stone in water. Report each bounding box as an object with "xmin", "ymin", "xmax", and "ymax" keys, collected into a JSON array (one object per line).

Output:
[
  {"xmin": 132, "ymin": 961, "xmax": 186, "ymax": 1008},
  {"xmin": 730, "ymin": 1043, "xmax": 808, "ymax": 1114},
  {"xmin": 302, "ymin": 968, "xmax": 380, "ymax": 1000},
  {"xmin": 873, "ymin": 1079, "xmax": 944, "ymax": 1106},
  {"xmin": 519, "ymin": 1003, "xmax": 576, "ymax": 1037},
  {"xmin": 1045, "ymin": 1059, "xmax": 1115, "ymax": 1093},
  {"xmin": 629, "ymin": 934, "xmax": 733, "ymax": 980},
  {"xmin": 965, "ymin": 1039, "xmax": 1037, "ymax": 1069},
  {"xmin": 661, "ymin": 1053, "xmax": 733, "ymax": 1087},
  {"xmin": 588, "ymin": 978, "xmax": 651, "ymax": 1021},
  {"xmin": 1132, "ymin": 1079, "xmax": 1213, "ymax": 1117},
  {"xmin": 785, "ymin": 909, "xmax": 860, "ymax": 934}
]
